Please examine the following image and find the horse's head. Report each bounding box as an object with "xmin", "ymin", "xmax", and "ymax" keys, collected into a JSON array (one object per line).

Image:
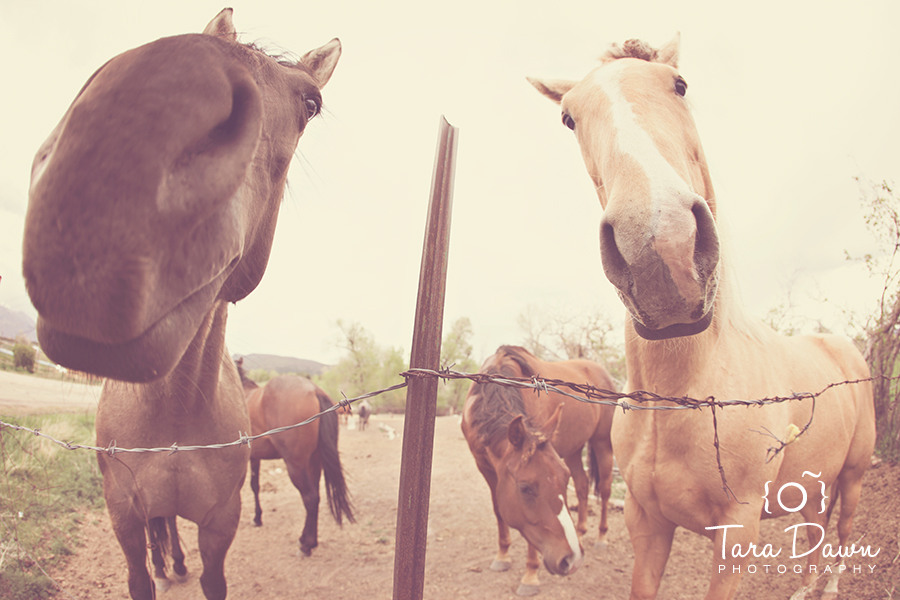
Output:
[
  {"xmin": 23, "ymin": 9, "xmax": 341, "ymax": 381},
  {"xmin": 529, "ymin": 35, "xmax": 720, "ymax": 340},
  {"xmin": 495, "ymin": 406, "xmax": 583, "ymax": 577}
]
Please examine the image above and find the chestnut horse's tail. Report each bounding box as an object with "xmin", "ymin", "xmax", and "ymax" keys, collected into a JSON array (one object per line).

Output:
[{"xmin": 316, "ymin": 389, "xmax": 356, "ymax": 525}]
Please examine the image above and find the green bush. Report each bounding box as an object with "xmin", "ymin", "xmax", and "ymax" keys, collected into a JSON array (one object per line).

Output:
[{"xmin": 12, "ymin": 343, "xmax": 35, "ymax": 373}]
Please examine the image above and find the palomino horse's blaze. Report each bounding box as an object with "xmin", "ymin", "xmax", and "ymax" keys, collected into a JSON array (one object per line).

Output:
[
  {"xmin": 530, "ymin": 36, "xmax": 875, "ymax": 600},
  {"xmin": 461, "ymin": 346, "xmax": 616, "ymax": 596},
  {"xmin": 237, "ymin": 359, "xmax": 354, "ymax": 555},
  {"xmin": 23, "ymin": 9, "xmax": 340, "ymax": 600}
]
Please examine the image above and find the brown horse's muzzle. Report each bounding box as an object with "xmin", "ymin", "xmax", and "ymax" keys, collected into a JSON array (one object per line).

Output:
[{"xmin": 600, "ymin": 195, "xmax": 720, "ymax": 340}]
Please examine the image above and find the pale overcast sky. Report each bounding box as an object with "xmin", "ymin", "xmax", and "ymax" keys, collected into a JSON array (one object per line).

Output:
[{"xmin": 1, "ymin": 0, "xmax": 898, "ymax": 364}]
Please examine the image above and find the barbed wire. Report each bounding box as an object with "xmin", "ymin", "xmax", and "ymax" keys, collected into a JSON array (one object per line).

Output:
[{"xmin": 0, "ymin": 368, "xmax": 881, "ymax": 460}]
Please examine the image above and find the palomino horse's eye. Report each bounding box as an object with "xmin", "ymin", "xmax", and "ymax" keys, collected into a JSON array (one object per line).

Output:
[
  {"xmin": 674, "ymin": 77, "xmax": 688, "ymax": 97},
  {"xmin": 304, "ymin": 97, "xmax": 321, "ymax": 119},
  {"xmin": 562, "ymin": 113, "xmax": 576, "ymax": 131}
]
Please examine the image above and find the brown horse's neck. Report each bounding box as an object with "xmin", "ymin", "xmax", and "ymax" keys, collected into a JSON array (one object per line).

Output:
[{"xmin": 144, "ymin": 300, "xmax": 233, "ymax": 409}]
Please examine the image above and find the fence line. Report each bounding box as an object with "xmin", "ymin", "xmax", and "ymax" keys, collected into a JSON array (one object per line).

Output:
[{"xmin": 0, "ymin": 369, "xmax": 884, "ymax": 458}]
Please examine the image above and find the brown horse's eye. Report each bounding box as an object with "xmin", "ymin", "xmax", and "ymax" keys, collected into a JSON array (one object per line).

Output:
[
  {"xmin": 674, "ymin": 77, "xmax": 688, "ymax": 97},
  {"xmin": 304, "ymin": 97, "xmax": 321, "ymax": 119}
]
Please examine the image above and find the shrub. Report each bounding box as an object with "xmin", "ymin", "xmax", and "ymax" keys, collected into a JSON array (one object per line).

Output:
[{"xmin": 12, "ymin": 342, "xmax": 35, "ymax": 373}]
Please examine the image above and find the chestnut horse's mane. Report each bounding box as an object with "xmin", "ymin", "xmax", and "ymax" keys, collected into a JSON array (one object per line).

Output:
[{"xmin": 468, "ymin": 346, "xmax": 540, "ymax": 448}]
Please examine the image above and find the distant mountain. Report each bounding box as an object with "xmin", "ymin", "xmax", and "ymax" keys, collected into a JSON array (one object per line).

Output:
[
  {"xmin": 234, "ymin": 353, "xmax": 329, "ymax": 377},
  {"xmin": 0, "ymin": 305, "xmax": 37, "ymax": 342}
]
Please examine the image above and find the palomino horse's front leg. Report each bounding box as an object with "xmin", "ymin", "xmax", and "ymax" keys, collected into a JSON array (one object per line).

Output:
[{"xmin": 624, "ymin": 496, "xmax": 676, "ymax": 600}]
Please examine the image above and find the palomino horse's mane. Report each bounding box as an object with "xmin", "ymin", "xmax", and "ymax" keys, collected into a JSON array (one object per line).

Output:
[
  {"xmin": 601, "ymin": 39, "xmax": 661, "ymax": 63},
  {"xmin": 469, "ymin": 346, "xmax": 544, "ymax": 449}
]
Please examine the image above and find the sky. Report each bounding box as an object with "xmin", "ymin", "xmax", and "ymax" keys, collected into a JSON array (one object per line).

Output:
[{"xmin": 1, "ymin": 0, "xmax": 898, "ymax": 365}]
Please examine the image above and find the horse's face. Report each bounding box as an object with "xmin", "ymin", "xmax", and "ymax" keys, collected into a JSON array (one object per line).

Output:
[
  {"xmin": 23, "ymin": 10, "xmax": 340, "ymax": 381},
  {"xmin": 496, "ymin": 415, "xmax": 583, "ymax": 577},
  {"xmin": 530, "ymin": 35, "xmax": 720, "ymax": 340}
]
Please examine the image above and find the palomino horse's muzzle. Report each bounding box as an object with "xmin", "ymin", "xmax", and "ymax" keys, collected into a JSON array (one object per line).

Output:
[{"xmin": 600, "ymin": 196, "xmax": 720, "ymax": 340}]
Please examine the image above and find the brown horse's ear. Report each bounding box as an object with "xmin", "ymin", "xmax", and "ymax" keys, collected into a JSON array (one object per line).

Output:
[
  {"xmin": 203, "ymin": 8, "xmax": 238, "ymax": 42},
  {"xmin": 541, "ymin": 403, "xmax": 564, "ymax": 444},
  {"xmin": 299, "ymin": 38, "xmax": 342, "ymax": 88},
  {"xmin": 508, "ymin": 415, "xmax": 528, "ymax": 449}
]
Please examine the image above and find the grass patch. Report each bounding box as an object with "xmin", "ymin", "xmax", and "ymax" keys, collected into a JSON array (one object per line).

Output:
[{"xmin": 0, "ymin": 411, "xmax": 102, "ymax": 600}]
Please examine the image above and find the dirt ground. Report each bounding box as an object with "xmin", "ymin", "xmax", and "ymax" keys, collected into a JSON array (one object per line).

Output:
[{"xmin": 45, "ymin": 410, "xmax": 899, "ymax": 600}]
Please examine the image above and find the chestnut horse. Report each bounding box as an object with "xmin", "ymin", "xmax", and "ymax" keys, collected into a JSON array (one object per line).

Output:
[
  {"xmin": 236, "ymin": 359, "xmax": 354, "ymax": 555},
  {"xmin": 22, "ymin": 9, "xmax": 340, "ymax": 600},
  {"xmin": 461, "ymin": 345, "xmax": 615, "ymax": 596},
  {"xmin": 530, "ymin": 36, "xmax": 875, "ymax": 600}
]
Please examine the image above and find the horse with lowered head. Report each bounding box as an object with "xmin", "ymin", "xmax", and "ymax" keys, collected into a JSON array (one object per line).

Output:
[
  {"xmin": 530, "ymin": 35, "xmax": 875, "ymax": 600},
  {"xmin": 22, "ymin": 9, "xmax": 340, "ymax": 600},
  {"xmin": 236, "ymin": 358, "xmax": 354, "ymax": 556},
  {"xmin": 461, "ymin": 345, "xmax": 616, "ymax": 596}
]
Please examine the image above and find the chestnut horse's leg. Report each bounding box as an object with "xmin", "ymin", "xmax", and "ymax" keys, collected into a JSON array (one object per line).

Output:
[
  {"xmin": 563, "ymin": 451, "xmax": 590, "ymax": 538},
  {"xmin": 589, "ymin": 435, "xmax": 614, "ymax": 548},
  {"xmin": 250, "ymin": 457, "xmax": 263, "ymax": 526},
  {"xmin": 286, "ymin": 458, "xmax": 321, "ymax": 556},
  {"xmin": 196, "ymin": 497, "xmax": 242, "ymax": 600},
  {"xmin": 474, "ymin": 461, "xmax": 512, "ymax": 571},
  {"xmin": 516, "ymin": 541, "xmax": 542, "ymax": 596}
]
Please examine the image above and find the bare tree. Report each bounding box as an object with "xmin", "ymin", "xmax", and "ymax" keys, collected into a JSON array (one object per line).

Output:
[{"xmin": 853, "ymin": 178, "xmax": 900, "ymax": 459}]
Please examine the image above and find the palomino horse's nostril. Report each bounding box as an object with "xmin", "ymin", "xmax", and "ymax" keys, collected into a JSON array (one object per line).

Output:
[{"xmin": 599, "ymin": 219, "xmax": 631, "ymax": 292}]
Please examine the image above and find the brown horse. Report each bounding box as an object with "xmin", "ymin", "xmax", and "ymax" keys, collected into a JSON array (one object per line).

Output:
[
  {"xmin": 22, "ymin": 9, "xmax": 340, "ymax": 600},
  {"xmin": 530, "ymin": 35, "xmax": 876, "ymax": 600},
  {"xmin": 461, "ymin": 345, "xmax": 615, "ymax": 596},
  {"xmin": 237, "ymin": 359, "xmax": 354, "ymax": 556}
]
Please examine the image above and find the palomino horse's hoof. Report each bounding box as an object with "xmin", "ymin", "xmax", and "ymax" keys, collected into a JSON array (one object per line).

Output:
[
  {"xmin": 490, "ymin": 559, "xmax": 511, "ymax": 572},
  {"xmin": 516, "ymin": 583, "xmax": 540, "ymax": 596}
]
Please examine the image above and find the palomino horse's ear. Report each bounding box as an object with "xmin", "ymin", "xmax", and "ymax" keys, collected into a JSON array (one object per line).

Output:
[
  {"xmin": 299, "ymin": 39, "xmax": 342, "ymax": 88},
  {"xmin": 657, "ymin": 32, "xmax": 680, "ymax": 68},
  {"xmin": 508, "ymin": 415, "xmax": 529, "ymax": 449},
  {"xmin": 527, "ymin": 77, "xmax": 575, "ymax": 105},
  {"xmin": 203, "ymin": 8, "xmax": 238, "ymax": 42},
  {"xmin": 541, "ymin": 403, "xmax": 564, "ymax": 444}
]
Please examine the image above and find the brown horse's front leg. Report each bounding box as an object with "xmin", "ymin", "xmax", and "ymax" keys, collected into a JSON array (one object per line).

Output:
[
  {"xmin": 250, "ymin": 457, "xmax": 263, "ymax": 526},
  {"xmin": 197, "ymin": 496, "xmax": 242, "ymax": 600},
  {"xmin": 108, "ymin": 509, "xmax": 154, "ymax": 600},
  {"xmin": 516, "ymin": 541, "xmax": 542, "ymax": 596}
]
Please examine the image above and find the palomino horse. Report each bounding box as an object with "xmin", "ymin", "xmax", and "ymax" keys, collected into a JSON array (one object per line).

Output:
[
  {"xmin": 530, "ymin": 36, "xmax": 875, "ymax": 600},
  {"xmin": 236, "ymin": 359, "xmax": 354, "ymax": 555},
  {"xmin": 461, "ymin": 346, "xmax": 616, "ymax": 596},
  {"xmin": 22, "ymin": 9, "xmax": 340, "ymax": 600}
]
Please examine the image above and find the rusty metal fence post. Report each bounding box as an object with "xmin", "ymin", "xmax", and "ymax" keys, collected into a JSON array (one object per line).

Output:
[{"xmin": 392, "ymin": 116, "xmax": 458, "ymax": 600}]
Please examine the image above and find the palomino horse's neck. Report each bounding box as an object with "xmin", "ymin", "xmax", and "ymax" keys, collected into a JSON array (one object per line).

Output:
[{"xmin": 623, "ymin": 251, "xmax": 757, "ymax": 396}]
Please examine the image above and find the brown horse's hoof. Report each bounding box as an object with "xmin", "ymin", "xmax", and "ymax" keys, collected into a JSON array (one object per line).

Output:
[
  {"xmin": 490, "ymin": 559, "xmax": 511, "ymax": 572},
  {"xmin": 252, "ymin": 520, "xmax": 262, "ymax": 527},
  {"xmin": 516, "ymin": 583, "xmax": 540, "ymax": 596}
]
